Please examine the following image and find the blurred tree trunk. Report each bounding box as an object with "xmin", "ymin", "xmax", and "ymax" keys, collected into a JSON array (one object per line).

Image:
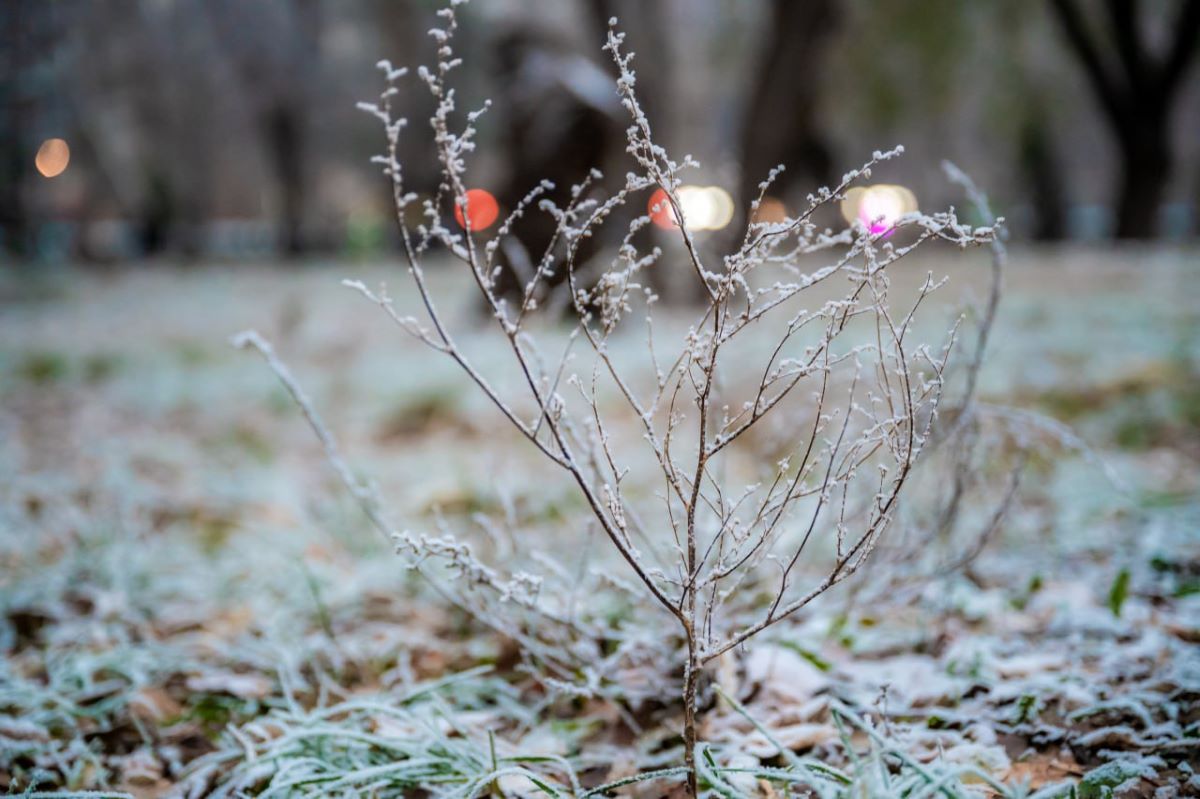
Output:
[
  {"xmin": 585, "ymin": 0, "xmax": 673, "ymax": 150},
  {"xmin": 1019, "ymin": 103, "xmax": 1068, "ymax": 241},
  {"xmin": 264, "ymin": 103, "xmax": 306, "ymax": 257},
  {"xmin": 278, "ymin": 0, "xmax": 319, "ymax": 257},
  {"xmin": 70, "ymin": 0, "xmax": 201, "ymax": 259},
  {"xmin": 587, "ymin": 0, "xmax": 678, "ymax": 300},
  {"xmin": 1048, "ymin": 0, "xmax": 1200, "ymax": 239},
  {"xmin": 489, "ymin": 0, "xmax": 670, "ymax": 306},
  {"xmin": 738, "ymin": 0, "xmax": 840, "ymax": 219},
  {"xmin": 372, "ymin": 0, "xmax": 437, "ymax": 202},
  {"xmin": 489, "ymin": 25, "xmax": 619, "ymax": 305},
  {"xmin": 205, "ymin": 0, "xmax": 320, "ymax": 257},
  {"xmin": 0, "ymin": 1, "xmax": 37, "ymax": 258}
]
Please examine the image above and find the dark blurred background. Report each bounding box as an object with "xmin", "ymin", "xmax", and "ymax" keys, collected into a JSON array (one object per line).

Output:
[{"xmin": 3, "ymin": 0, "xmax": 1199, "ymax": 265}]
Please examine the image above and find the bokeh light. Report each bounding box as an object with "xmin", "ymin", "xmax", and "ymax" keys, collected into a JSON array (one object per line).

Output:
[
  {"xmin": 751, "ymin": 196, "xmax": 788, "ymax": 224},
  {"xmin": 453, "ymin": 188, "xmax": 500, "ymax": 231},
  {"xmin": 648, "ymin": 188, "xmax": 677, "ymax": 229},
  {"xmin": 841, "ymin": 184, "xmax": 917, "ymax": 237},
  {"xmin": 35, "ymin": 138, "xmax": 71, "ymax": 178},
  {"xmin": 648, "ymin": 185, "xmax": 734, "ymax": 231}
]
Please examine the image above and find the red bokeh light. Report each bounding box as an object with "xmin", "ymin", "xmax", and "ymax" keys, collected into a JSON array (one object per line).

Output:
[
  {"xmin": 647, "ymin": 188, "xmax": 677, "ymax": 229},
  {"xmin": 454, "ymin": 188, "xmax": 500, "ymax": 231}
]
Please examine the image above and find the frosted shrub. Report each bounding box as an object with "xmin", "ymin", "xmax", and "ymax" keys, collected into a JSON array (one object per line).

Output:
[{"xmin": 237, "ymin": 3, "xmax": 1001, "ymax": 794}]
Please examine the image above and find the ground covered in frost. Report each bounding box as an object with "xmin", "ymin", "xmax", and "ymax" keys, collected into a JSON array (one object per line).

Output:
[{"xmin": 2, "ymin": 248, "xmax": 1198, "ymax": 797}]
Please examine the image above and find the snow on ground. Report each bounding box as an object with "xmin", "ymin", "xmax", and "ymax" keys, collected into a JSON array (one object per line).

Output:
[{"xmin": 1, "ymin": 248, "xmax": 1197, "ymax": 797}]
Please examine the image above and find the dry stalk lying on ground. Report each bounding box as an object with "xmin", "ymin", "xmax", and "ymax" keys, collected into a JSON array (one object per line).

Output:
[{"xmin": 237, "ymin": 2, "xmax": 1001, "ymax": 794}]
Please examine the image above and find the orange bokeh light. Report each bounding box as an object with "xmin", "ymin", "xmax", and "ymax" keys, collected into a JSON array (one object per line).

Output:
[
  {"xmin": 454, "ymin": 188, "xmax": 500, "ymax": 231},
  {"xmin": 35, "ymin": 138, "xmax": 70, "ymax": 178},
  {"xmin": 648, "ymin": 188, "xmax": 677, "ymax": 229},
  {"xmin": 751, "ymin": 197, "xmax": 788, "ymax": 224}
]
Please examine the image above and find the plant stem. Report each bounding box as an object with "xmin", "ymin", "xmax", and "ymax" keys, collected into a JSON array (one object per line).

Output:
[{"xmin": 682, "ymin": 627, "xmax": 699, "ymax": 798}]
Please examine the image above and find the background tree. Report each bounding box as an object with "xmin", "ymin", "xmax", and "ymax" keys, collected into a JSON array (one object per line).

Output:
[
  {"xmin": 0, "ymin": 1, "xmax": 68, "ymax": 259},
  {"xmin": 205, "ymin": 0, "xmax": 323, "ymax": 257},
  {"xmin": 488, "ymin": 0, "xmax": 675, "ymax": 305},
  {"xmin": 1049, "ymin": 0, "xmax": 1200, "ymax": 238},
  {"xmin": 0, "ymin": 1, "xmax": 35, "ymax": 259},
  {"xmin": 736, "ymin": 0, "xmax": 841, "ymax": 223}
]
